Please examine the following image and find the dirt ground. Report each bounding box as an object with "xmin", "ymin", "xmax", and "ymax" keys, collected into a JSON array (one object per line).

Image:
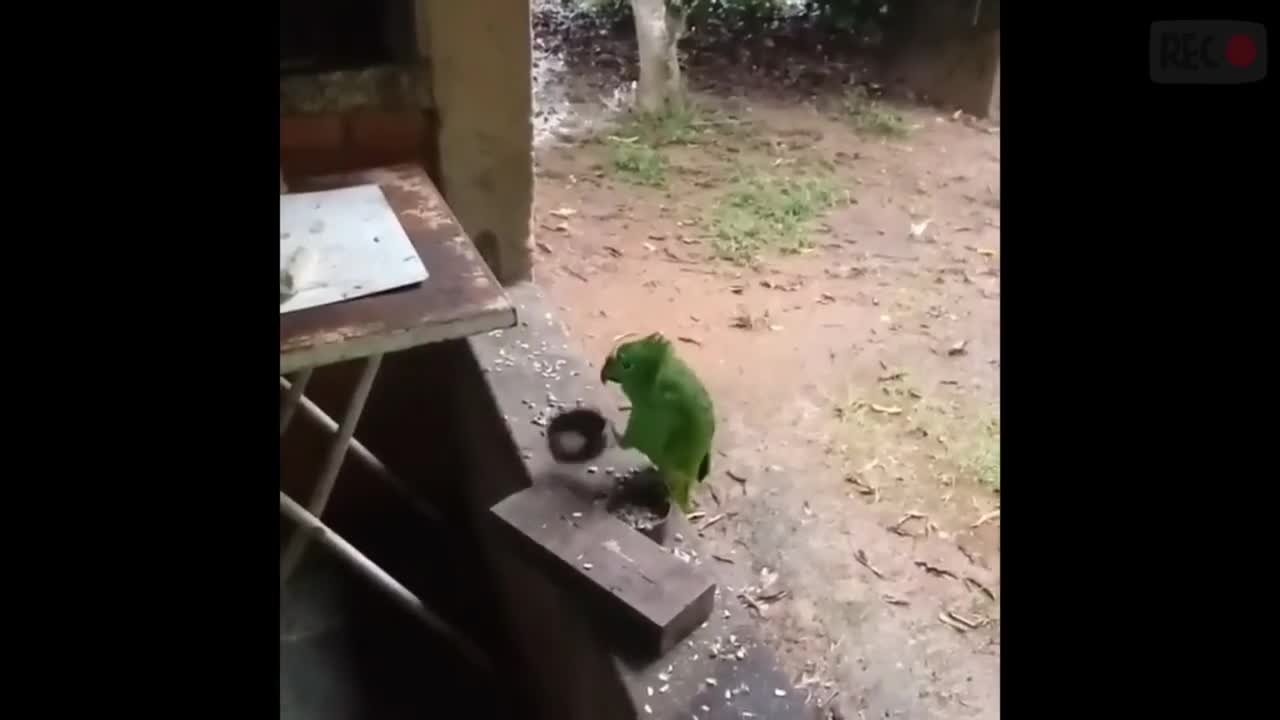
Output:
[{"xmin": 530, "ymin": 31, "xmax": 1000, "ymax": 716}]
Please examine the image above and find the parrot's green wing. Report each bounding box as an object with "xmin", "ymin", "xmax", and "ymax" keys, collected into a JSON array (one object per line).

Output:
[{"xmin": 651, "ymin": 372, "xmax": 715, "ymax": 510}]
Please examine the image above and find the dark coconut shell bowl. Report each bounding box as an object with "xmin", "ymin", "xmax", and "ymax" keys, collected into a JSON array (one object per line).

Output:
[{"xmin": 547, "ymin": 407, "xmax": 609, "ymax": 463}]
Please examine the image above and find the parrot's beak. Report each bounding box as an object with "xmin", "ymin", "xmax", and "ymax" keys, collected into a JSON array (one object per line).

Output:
[{"xmin": 600, "ymin": 356, "xmax": 616, "ymax": 384}]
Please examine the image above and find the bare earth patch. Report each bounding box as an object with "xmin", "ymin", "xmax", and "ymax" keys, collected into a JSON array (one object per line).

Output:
[{"xmin": 534, "ymin": 90, "xmax": 1000, "ymax": 720}]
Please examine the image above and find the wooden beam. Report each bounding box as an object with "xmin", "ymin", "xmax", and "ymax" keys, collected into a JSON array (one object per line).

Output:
[{"xmin": 491, "ymin": 484, "xmax": 716, "ymax": 659}]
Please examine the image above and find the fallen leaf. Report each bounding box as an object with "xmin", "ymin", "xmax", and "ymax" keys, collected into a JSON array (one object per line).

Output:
[
  {"xmin": 760, "ymin": 567, "xmax": 779, "ymax": 588},
  {"xmin": 870, "ymin": 404, "xmax": 903, "ymax": 415},
  {"xmin": 877, "ymin": 371, "xmax": 906, "ymax": 382},
  {"xmin": 948, "ymin": 340, "xmax": 969, "ymax": 356},
  {"xmin": 536, "ymin": 241, "xmax": 554, "ymax": 254},
  {"xmin": 818, "ymin": 292, "xmax": 837, "ymax": 304},
  {"xmin": 908, "ymin": 219, "xmax": 933, "ymax": 239},
  {"xmin": 603, "ymin": 246, "xmax": 623, "ymax": 258},
  {"xmin": 726, "ymin": 469, "xmax": 748, "ymax": 484},
  {"xmin": 882, "ymin": 593, "xmax": 910, "ymax": 606},
  {"xmin": 677, "ymin": 336, "xmax": 702, "ymax": 346},
  {"xmin": 550, "ymin": 207, "xmax": 578, "ymax": 219}
]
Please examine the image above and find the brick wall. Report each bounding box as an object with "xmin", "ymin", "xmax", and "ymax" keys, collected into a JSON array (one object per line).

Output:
[{"xmin": 280, "ymin": 108, "xmax": 437, "ymax": 181}]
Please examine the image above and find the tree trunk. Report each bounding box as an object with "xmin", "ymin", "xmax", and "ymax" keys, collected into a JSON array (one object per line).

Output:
[
  {"xmin": 630, "ymin": 0, "xmax": 670, "ymax": 114},
  {"xmin": 629, "ymin": 0, "xmax": 686, "ymax": 114},
  {"xmin": 663, "ymin": 3, "xmax": 687, "ymax": 111}
]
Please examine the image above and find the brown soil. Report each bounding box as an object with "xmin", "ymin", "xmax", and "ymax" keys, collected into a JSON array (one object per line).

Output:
[{"xmin": 533, "ymin": 84, "xmax": 1000, "ymax": 719}]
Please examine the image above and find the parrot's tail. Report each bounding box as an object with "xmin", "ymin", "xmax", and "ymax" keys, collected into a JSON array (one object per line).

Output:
[{"xmin": 697, "ymin": 452, "xmax": 710, "ymax": 481}]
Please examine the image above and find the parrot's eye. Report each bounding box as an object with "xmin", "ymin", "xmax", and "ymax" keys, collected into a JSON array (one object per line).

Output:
[{"xmin": 621, "ymin": 360, "xmax": 632, "ymax": 370}]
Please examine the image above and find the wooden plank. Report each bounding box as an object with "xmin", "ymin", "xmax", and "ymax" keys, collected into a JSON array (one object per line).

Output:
[
  {"xmin": 491, "ymin": 484, "xmax": 716, "ymax": 659},
  {"xmin": 281, "ymin": 165, "xmax": 516, "ymax": 374}
]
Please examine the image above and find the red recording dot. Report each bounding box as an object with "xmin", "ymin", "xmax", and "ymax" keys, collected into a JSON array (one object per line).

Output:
[{"xmin": 1225, "ymin": 34, "xmax": 1257, "ymax": 67}]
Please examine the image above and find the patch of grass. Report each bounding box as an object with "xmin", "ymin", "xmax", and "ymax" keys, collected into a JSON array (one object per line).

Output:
[
  {"xmin": 842, "ymin": 87, "xmax": 911, "ymax": 138},
  {"xmin": 834, "ymin": 382, "xmax": 1000, "ymax": 496},
  {"xmin": 961, "ymin": 415, "xmax": 1001, "ymax": 492},
  {"xmin": 608, "ymin": 139, "xmax": 668, "ymax": 187},
  {"xmin": 709, "ymin": 170, "xmax": 837, "ymax": 264},
  {"xmin": 614, "ymin": 104, "xmax": 704, "ymax": 147}
]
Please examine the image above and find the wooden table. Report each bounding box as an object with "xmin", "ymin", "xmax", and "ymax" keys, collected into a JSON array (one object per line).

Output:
[
  {"xmin": 280, "ymin": 165, "xmax": 516, "ymax": 375},
  {"xmin": 279, "ymin": 165, "xmax": 515, "ymax": 670}
]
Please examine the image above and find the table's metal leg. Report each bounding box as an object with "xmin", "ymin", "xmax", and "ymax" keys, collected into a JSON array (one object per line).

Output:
[
  {"xmin": 279, "ymin": 368, "xmax": 314, "ymax": 436},
  {"xmin": 280, "ymin": 355, "xmax": 383, "ymax": 586},
  {"xmin": 280, "ymin": 491, "xmax": 492, "ymax": 672},
  {"xmin": 279, "ymin": 375, "xmax": 446, "ymax": 527}
]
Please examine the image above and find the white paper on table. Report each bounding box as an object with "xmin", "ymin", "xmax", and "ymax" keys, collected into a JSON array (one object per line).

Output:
[{"xmin": 279, "ymin": 184, "xmax": 429, "ymax": 314}]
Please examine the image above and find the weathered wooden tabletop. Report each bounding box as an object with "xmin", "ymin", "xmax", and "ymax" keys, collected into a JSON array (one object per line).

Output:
[{"xmin": 280, "ymin": 165, "xmax": 516, "ymax": 374}]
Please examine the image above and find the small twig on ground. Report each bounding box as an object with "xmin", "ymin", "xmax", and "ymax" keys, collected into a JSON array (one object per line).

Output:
[
  {"xmin": 699, "ymin": 513, "xmax": 727, "ymax": 531},
  {"xmin": 854, "ymin": 549, "xmax": 886, "ymax": 579},
  {"xmin": 738, "ymin": 593, "xmax": 765, "ymax": 616},
  {"xmin": 889, "ymin": 511, "xmax": 929, "ymax": 537},
  {"xmin": 944, "ymin": 610, "xmax": 988, "ymax": 629},
  {"xmin": 964, "ymin": 577, "xmax": 997, "ymax": 601},
  {"xmin": 971, "ymin": 509, "xmax": 1000, "ymax": 528},
  {"xmin": 915, "ymin": 560, "xmax": 958, "ymax": 579},
  {"xmin": 757, "ymin": 588, "xmax": 789, "ymax": 602}
]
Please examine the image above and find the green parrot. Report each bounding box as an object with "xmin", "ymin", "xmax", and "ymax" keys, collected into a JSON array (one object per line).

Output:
[{"xmin": 600, "ymin": 332, "xmax": 715, "ymax": 513}]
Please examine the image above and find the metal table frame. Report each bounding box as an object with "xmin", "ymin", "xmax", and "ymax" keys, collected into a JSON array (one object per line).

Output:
[{"xmin": 278, "ymin": 166, "xmax": 516, "ymax": 672}]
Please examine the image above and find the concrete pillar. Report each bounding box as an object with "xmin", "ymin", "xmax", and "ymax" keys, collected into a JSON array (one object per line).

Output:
[{"xmin": 417, "ymin": 0, "xmax": 535, "ymax": 286}]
